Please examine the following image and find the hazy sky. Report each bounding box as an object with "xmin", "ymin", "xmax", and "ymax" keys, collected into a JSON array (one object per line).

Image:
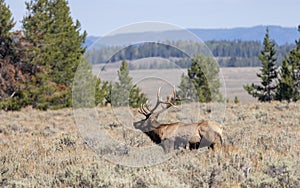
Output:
[{"xmin": 5, "ymin": 0, "xmax": 300, "ymax": 36}]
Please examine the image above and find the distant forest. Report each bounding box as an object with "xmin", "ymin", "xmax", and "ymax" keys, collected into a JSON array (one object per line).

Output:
[{"xmin": 87, "ymin": 40, "xmax": 295, "ymax": 68}]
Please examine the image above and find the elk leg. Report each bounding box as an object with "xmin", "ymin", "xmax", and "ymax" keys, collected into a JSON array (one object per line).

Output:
[
  {"xmin": 161, "ymin": 138, "xmax": 174, "ymax": 153},
  {"xmin": 173, "ymin": 136, "xmax": 189, "ymax": 150},
  {"xmin": 189, "ymin": 141, "xmax": 200, "ymax": 150}
]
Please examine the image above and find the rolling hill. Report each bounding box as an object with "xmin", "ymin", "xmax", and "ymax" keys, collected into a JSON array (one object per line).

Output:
[{"xmin": 85, "ymin": 25, "xmax": 299, "ymax": 48}]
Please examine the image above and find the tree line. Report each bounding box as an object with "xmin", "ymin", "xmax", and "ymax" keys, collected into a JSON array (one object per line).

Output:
[
  {"xmin": 0, "ymin": 0, "xmax": 223, "ymax": 111},
  {"xmin": 0, "ymin": 0, "xmax": 147, "ymax": 110},
  {"xmin": 87, "ymin": 40, "xmax": 295, "ymax": 67},
  {"xmin": 1, "ymin": 0, "xmax": 299, "ymax": 111},
  {"xmin": 0, "ymin": 0, "xmax": 92, "ymax": 110}
]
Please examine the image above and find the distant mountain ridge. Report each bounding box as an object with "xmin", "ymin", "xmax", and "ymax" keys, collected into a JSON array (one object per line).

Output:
[
  {"xmin": 85, "ymin": 25, "xmax": 299, "ymax": 48},
  {"xmin": 189, "ymin": 26, "xmax": 298, "ymax": 45}
]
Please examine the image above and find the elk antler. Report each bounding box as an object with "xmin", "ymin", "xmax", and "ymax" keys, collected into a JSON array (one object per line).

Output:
[
  {"xmin": 163, "ymin": 86, "xmax": 182, "ymax": 109},
  {"xmin": 138, "ymin": 102, "xmax": 152, "ymax": 119},
  {"xmin": 138, "ymin": 86, "xmax": 183, "ymax": 119}
]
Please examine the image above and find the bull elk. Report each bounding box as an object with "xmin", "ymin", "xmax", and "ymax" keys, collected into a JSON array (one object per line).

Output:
[{"xmin": 133, "ymin": 87, "xmax": 224, "ymax": 152}]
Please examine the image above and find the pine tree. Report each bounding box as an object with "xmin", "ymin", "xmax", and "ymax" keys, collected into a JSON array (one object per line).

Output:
[
  {"xmin": 0, "ymin": 0, "xmax": 14, "ymax": 36},
  {"xmin": 0, "ymin": 0, "xmax": 15, "ymax": 58},
  {"xmin": 177, "ymin": 73, "xmax": 197, "ymax": 101},
  {"xmin": 244, "ymin": 28, "xmax": 278, "ymax": 102},
  {"xmin": 22, "ymin": 0, "xmax": 87, "ymax": 109},
  {"xmin": 286, "ymin": 25, "xmax": 300, "ymax": 101},
  {"xmin": 110, "ymin": 61, "xmax": 147, "ymax": 107},
  {"xmin": 0, "ymin": 0, "xmax": 21, "ymax": 110},
  {"xmin": 72, "ymin": 58, "xmax": 110, "ymax": 108},
  {"xmin": 178, "ymin": 54, "xmax": 221, "ymax": 102},
  {"xmin": 23, "ymin": 0, "xmax": 86, "ymax": 85},
  {"xmin": 274, "ymin": 26, "xmax": 300, "ymax": 102},
  {"xmin": 234, "ymin": 96, "xmax": 239, "ymax": 104},
  {"xmin": 0, "ymin": 0, "xmax": 14, "ymax": 104},
  {"xmin": 276, "ymin": 58, "xmax": 294, "ymax": 102},
  {"xmin": 0, "ymin": 1, "xmax": 41, "ymax": 111}
]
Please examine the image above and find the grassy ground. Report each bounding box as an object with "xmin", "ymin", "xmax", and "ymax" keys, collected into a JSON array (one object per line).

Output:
[
  {"xmin": 1, "ymin": 101, "xmax": 299, "ymax": 187},
  {"xmin": 93, "ymin": 66, "xmax": 260, "ymax": 103}
]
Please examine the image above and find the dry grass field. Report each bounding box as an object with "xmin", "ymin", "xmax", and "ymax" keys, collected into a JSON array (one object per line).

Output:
[
  {"xmin": 1, "ymin": 101, "xmax": 300, "ymax": 187},
  {"xmin": 93, "ymin": 66, "xmax": 260, "ymax": 102}
]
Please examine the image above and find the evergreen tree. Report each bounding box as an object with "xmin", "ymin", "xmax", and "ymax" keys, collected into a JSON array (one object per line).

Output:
[
  {"xmin": 110, "ymin": 61, "xmax": 147, "ymax": 107},
  {"xmin": 178, "ymin": 54, "xmax": 221, "ymax": 102},
  {"xmin": 234, "ymin": 96, "xmax": 239, "ymax": 104},
  {"xmin": 177, "ymin": 73, "xmax": 197, "ymax": 101},
  {"xmin": 129, "ymin": 84, "xmax": 147, "ymax": 108},
  {"xmin": 0, "ymin": 0, "xmax": 26, "ymax": 110},
  {"xmin": 178, "ymin": 55, "xmax": 221, "ymax": 102},
  {"xmin": 275, "ymin": 26, "xmax": 300, "ymax": 102},
  {"xmin": 0, "ymin": 2, "xmax": 40, "ymax": 111},
  {"xmin": 72, "ymin": 58, "xmax": 110, "ymax": 108},
  {"xmin": 0, "ymin": 0, "xmax": 14, "ymax": 106},
  {"xmin": 0, "ymin": 0, "xmax": 15, "ymax": 58},
  {"xmin": 0, "ymin": 0, "xmax": 14, "ymax": 36},
  {"xmin": 286, "ymin": 25, "xmax": 300, "ymax": 101},
  {"xmin": 22, "ymin": 0, "xmax": 87, "ymax": 109},
  {"xmin": 276, "ymin": 58, "xmax": 294, "ymax": 102},
  {"xmin": 23, "ymin": 0, "xmax": 86, "ymax": 85},
  {"xmin": 95, "ymin": 79, "xmax": 111, "ymax": 106},
  {"xmin": 244, "ymin": 28, "xmax": 278, "ymax": 102}
]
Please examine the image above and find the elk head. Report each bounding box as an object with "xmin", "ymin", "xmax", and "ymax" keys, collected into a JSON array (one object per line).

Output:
[{"xmin": 134, "ymin": 87, "xmax": 178, "ymax": 131}]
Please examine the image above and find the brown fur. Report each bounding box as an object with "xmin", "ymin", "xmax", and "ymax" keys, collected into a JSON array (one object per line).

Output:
[
  {"xmin": 134, "ymin": 116, "xmax": 224, "ymax": 151},
  {"xmin": 134, "ymin": 88, "xmax": 224, "ymax": 152}
]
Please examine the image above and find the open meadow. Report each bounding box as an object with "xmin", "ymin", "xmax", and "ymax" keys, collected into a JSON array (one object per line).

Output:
[
  {"xmin": 2, "ymin": 0, "xmax": 299, "ymax": 187},
  {"xmin": 93, "ymin": 66, "xmax": 260, "ymax": 103},
  {"xmin": 1, "ymin": 101, "xmax": 299, "ymax": 187}
]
